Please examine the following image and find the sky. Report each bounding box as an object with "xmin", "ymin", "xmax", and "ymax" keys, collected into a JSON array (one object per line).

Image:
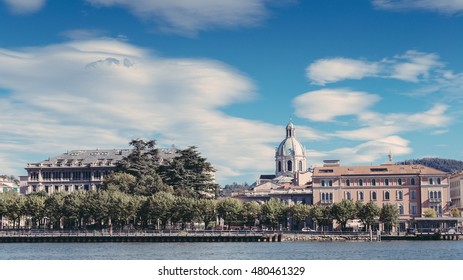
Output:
[{"xmin": 1, "ymin": 0, "xmax": 463, "ymax": 186}]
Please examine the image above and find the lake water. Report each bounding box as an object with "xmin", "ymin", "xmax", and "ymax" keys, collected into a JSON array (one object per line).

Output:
[{"xmin": 1, "ymin": 240, "xmax": 462, "ymax": 260}]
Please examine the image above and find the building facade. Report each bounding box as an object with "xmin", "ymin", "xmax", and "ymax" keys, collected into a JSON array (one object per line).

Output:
[
  {"xmin": 312, "ymin": 159, "xmax": 451, "ymax": 229},
  {"xmin": 0, "ymin": 177, "xmax": 19, "ymax": 193},
  {"xmin": 24, "ymin": 148, "xmax": 178, "ymax": 194},
  {"xmin": 450, "ymin": 172, "xmax": 463, "ymax": 209}
]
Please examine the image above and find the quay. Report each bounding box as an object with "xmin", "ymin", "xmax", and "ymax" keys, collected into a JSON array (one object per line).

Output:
[{"xmin": 0, "ymin": 231, "xmax": 282, "ymax": 243}]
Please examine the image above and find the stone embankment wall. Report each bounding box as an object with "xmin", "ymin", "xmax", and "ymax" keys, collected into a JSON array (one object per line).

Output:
[{"xmin": 283, "ymin": 234, "xmax": 375, "ymax": 242}]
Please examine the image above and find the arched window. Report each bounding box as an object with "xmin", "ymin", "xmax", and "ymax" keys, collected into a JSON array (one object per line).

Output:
[
  {"xmin": 384, "ymin": 191, "xmax": 390, "ymax": 200},
  {"xmin": 346, "ymin": 192, "xmax": 351, "ymax": 200},
  {"xmin": 385, "ymin": 179, "xmax": 389, "ymax": 186},
  {"xmin": 328, "ymin": 180, "xmax": 333, "ymax": 186},
  {"xmin": 429, "ymin": 178, "xmax": 433, "ymax": 185},
  {"xmin": 372, "ymin": 179, "xmax": 376, "ymax": 186},
  {"xmin": 299, "ymin": 161, "xmax": 303, "ymax": 171},
  {"xmin": 329, "ymin": 193, "xmax": 333, "ymax": 201},
  {"xmin": 321, "ymin": 193, "xmax": 325, "ymax": 201},
  {"xmin": 398, "ymin": 204, "xmax": 404, "ymax": 215},
  {"xmin": 371, "ymin": 191, "xmax": 377, "ymax": 200},
  {"xmin": 437, "ymin": 178, "xmax": 441, "ymax": 184},
  {"xmin": 287, "ymin": 160, "xmax": 292, "ymax": 171},
  {"xmin": 278, "ymin": 161, "xmax": 282, "ymax": 172},
  {"xmin": 429, "ymin": 191, "xmax": 434, "ymax": 199},
  {"xmin": 397, "ymin": 190, "xmax": 403, "ymax": 200},
  {"xmin": 346, "ymin": 179, "xmax": 350, "ymax": 186},
  {"xmin": 321, "ymin": 180, "xmax": 325, "ymax": 187},
  {"xmin": 398, "ymin": 178, "xmax": 402, "ymax": 185},
  {"xmin": 411, "ymin": 178, "xmax": 415, "ymax": 185},
  {"xmin": 438, "ymin": 191, "xmax": 441, "ymax": 199},
  {"xmin": 358, "ymin": 191, "xmax": 364, "ymax": 200},
  {"xmin": 359, "ymin": 179, "xmax": 363, "ymax": 186}
]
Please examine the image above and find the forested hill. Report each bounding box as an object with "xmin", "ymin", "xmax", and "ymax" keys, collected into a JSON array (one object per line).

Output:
[{"xmin": 399, "ymin": 158, "xmax": 463, "ymax": 174}]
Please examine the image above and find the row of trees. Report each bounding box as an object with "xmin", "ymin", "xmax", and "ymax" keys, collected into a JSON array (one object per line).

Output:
[{"xmin": 0, "ymin": 189, "xmax": 400, "ymax": 231}]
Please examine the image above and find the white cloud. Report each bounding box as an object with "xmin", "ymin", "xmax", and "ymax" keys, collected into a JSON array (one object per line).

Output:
[
  {"xmin": 310, "ymin": 136, "xmax": 411, "ymax": 166},
  {"xmin": 86, "ymin": 0, "xmax": 271, "ymax": 35},
  {"xmin": 293, "ymin": 89, "xmax": 381, "ymax": 122},
  {"xmin": 1, "ymin": 38, "xmax": 313, "ymax": 184},
  {"xmin": 389, "ymin": 50, "xmax": 443, "ymax": 82},
  {"xmin": 306, "ymin": 50, "xmax": 443, "ymax": 85},
  {"xmin": 372, "ymin": 0, "xmax": 463, "ymax": 14},
  {"xmin": 307, "ymin": 58, "xmax": 379, "ymax": 85},
  {"xmin": 2, "ymin": 0, "xmax": 45, "ymax": 14}
]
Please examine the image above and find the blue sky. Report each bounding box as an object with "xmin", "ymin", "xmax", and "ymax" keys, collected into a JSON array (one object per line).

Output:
[{"xmin": 1, "ymin": 0, "xmax": 463, "ymax": 186}]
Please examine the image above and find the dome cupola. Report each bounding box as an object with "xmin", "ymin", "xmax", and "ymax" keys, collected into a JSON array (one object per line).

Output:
[{"xmin": 275, "ymin": 120, "xmax": 307, "ymax": 177}]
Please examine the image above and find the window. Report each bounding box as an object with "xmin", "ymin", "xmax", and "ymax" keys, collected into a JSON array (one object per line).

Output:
[
  {"xmin": 411, "ymin": 178, "xmax": 416, "ymax": 185},
  {"xmin": 398, "ymin": 178, "xmax": 402, "ymax": 185},
  {"xmin": 359, "ymin": 179, "xmax": 363, "ymax": 186},
  {"xmin": 411, "ymin": 204, "xmax": 417, "ymax": 215},
  {"xmin": 384, "ymin": 191, "xmax": 390, "ymax": 200},
  {"xmin": 328, "ymin": 180, "xmax": 333, "ymax": 187},
  {"xmin": 398, "ymin": 204, "xmax": 404, "ymax": 215},
  {"xmin": 397, "ymin": 190, "xmax": 403, "ymax": 200},
  {"xmin": 371, "ymin": 191, "xmax": 377, "ymax": 200},
  {"xmin": 437, "ymin": 178, "xmax": 441, "ymax": 184},
  {"xmin": 345, "ymin": 192, "xmax": 351, "ymax": 200},
  {"xmin": 321, "ymin": 193, "xmax": 325, "ymax": 200},
  {"xmin": 385, "ymin": 179, "xmax": 389, "ymax": 186},
  {"xmin": 321, "ymin": 180, "xmax": 325, "ymax": 187},
  {"xmin": 438, "ymin": 191, "xmax": 441, "ymax": 199},
  {"xmin": 410, "ymin": 190, "xmax": 416, "ymax": 200},
  {"xmin": 429, "ymin": 178, "xmax": 433, "ymax": 185},
  {"xmin": 346, "ymin": 179, "xmax": 350, "ymax": 186},
  {"xmin": 358, "ymin": 191, "xmax": 364, "ymax": 200},
  {"xmin": 287, "ymin": 160, "xmax": 292, "ymax": 171},
  {"xmin": 372, "ymin": 179, "xmax": 376, "ymax": 186},
  {"xmin": 299, "ymin": 161, "xmax": 303, "ymax": 171},
  {"xmin": 329, "ymin": 193, "xmax": 333, "ymax": 201}
]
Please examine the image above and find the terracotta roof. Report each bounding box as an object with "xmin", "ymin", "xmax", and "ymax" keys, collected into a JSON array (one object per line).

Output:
[{"xmin": 313, "ymin": 164, "xmax": 447, "ymax": 177}]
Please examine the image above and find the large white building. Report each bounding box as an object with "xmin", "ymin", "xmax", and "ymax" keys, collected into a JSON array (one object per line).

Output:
[{"xmin": 24, "ymin": 148, "xmax": 178, "ymax": 194}]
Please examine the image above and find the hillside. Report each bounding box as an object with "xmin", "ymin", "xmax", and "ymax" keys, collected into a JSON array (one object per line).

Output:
[{"xmin": 400, "ymin": 158, "xmax": 463, "ymax": 174}]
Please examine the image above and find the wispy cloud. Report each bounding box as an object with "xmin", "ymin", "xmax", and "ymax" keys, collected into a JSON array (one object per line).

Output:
[
  {"xmin": 293, "ymin": 88, "xmax": 381, "ymax": 122},
  {"xmin": 372, "ymin": 0, "xmax": 463, "ymax": 14},
  {"xmin": 306, "ymin": 50, "xmax": 443, "ymax": 85},
  {"xmin": 2, "ymin": 0, "xmax": 45, "ymax": 14},
  {"xmin": 1, "ymin": 38, "xmax": 320, "ymax": 183},
  {"xmin": 85, "ymin": 0, "xmax": 274, "ymax": 35},
  {"xmin": 307, "ymin": 58, "xmax": 379, "ymax": 86}
]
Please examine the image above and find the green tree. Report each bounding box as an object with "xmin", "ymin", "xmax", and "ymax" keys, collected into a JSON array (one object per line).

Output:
[
  {"xmin": 261, "ymin": 198, "xmax": 287, "ymax": 230},
  {"xmin": 241, "ymin": 201, "xmax": 261, "ymax": 228},
  {"xmin": 102, "ymin": 172, "xmax": 137, "ymax": 193},
  {"xmin": 24, "ymin": 192, "xmax": 47, "ymax": 229},
  {"xmin": 195, "ymin": 199, "xmax": 217, "ymax": 229},
  {"xmin": 310, "ymin": 205, "xmax": 333, "ymax": 231},
  {"xmin": 158, "ymin": 146, "xmax": 219, "ymax": 198},
  {"xmin": 171, "ymin": 196, "xmax": 196, "ymax": 229},
  {"xmin": 45, "ymin": 192, "xmax": 66, "ymax": 229},
  {"xmin": 62, "ymin": 191, "xmax": 86, "ymax": 229},
  {"xmin": 108, "ymin": 191, "xmax": 134, "ymax": 230},
  {"xmin": 144, "ymin": 191, "xmax": 175, "ymax": 229},
  {"xmin": 289, "ymin": 203, "xmax": 310, "ymax": 230},
  {"xmin": 5, "ymin": 193, "xmax": 25, "ymax": 229},
  {"xmin": 331, "ymin": 199, "xmax": 358, "ymax": 231},
  {"xmin": 83, "ymin": 191, "xmax": 111, "ymax": 229},
  {"xmin": 116, "ymin": 139, "xmax": 169, "ymax": 195},
  {"xmin": 216, "ymin": 198, "xmax": 242, "ymax": 228},
  {"xmin": 380, "ymin": 204, "xmax": 400, "ymax": 232},
  {"xmin": 357, "ymin": 201, "xmax": 380, "ymax": 231}
]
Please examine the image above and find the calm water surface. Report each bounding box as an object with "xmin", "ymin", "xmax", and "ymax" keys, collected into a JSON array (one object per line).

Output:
[{"xmin": 1, "ymin": 241, "xmax": 462, "ymax": 260}]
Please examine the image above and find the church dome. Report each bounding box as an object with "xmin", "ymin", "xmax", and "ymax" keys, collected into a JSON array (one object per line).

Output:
[
  {"xmin": 275, "ymin": 120, "xmax": 307, "ymax": 177},
  {"xmin": 276, "ymin": 121, "xmax": 306, "ymax": 158}
]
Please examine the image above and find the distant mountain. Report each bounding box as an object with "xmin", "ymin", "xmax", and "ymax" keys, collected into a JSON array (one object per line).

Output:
[{"xmin": 400, "ymin": 158, "xmax": 463, "ymax": 174}]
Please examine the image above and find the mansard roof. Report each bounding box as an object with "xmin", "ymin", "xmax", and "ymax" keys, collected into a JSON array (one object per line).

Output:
[
  {"xmin": 26, "ymin": 148, "xmax": 178, "ymax": 169},
  {"xmin": 313, "ymin": 164, "xmax": 447, "ymax": 177}
]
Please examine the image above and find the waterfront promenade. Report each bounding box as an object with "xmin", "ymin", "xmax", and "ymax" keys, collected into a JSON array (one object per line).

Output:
[{"xmin": 1, "ymin": 229, "xmax": 460, "ymax": 243}]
